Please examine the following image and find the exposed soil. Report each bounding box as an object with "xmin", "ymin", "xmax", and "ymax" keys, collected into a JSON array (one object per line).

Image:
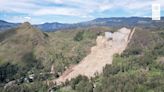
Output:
[{"xmin": 54, "ymin": 27, "xmax": 135, "ymax": 84}]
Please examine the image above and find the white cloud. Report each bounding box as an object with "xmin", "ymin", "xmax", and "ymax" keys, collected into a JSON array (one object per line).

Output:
[
  {"xmin": 0, "ymin": 0, "xmax": 164, "ymax": 18},
  {"xmin": 98, "ymin": 3, "xmax": 113, "ymax": 12},
  {"xmin": 33, "ymin": 7, "xmax": 84, "ymax": 16},
  {"xmin": 47, "ymin": 0, "xmax": 64, "ymax": 4},
  {"xmin": 24, "ymin": 16, "xmax": 31, "ymax": 20},
  {"xmin": 0, "ymin": 0, "xmax": 41, "ymax": 14},
  {"xmin": 6, "ymin": 16, "xmax": 31, "ymax": 23}
]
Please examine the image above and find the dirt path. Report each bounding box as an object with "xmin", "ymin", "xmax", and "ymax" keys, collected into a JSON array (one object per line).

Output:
[{"xmin": 54, "ymin": 27, "xmax": 135, "ymax": 84}]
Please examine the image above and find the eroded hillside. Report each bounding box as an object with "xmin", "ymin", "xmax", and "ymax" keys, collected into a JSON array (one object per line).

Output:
[{"xmin": 55, "ymin": 27, "xmax": 135, "ymax": 84}]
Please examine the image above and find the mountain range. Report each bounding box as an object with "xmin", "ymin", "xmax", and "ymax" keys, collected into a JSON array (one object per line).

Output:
[{"xmin": 0, "ymin": 17, "xmax": 164, "ymax": 32}]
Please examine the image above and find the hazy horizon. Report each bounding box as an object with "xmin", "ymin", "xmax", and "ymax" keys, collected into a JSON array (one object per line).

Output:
[
  {"xmin": 2, "ymin": 16, "xmax": 162, "ymax": 25},
  {"xmin": 0, "ymin": 0, "xmax": 164, "ymax": 24}
]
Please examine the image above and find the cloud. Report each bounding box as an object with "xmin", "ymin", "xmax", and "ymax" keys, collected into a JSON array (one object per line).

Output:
[
  {"xmin": 0, "ymin": 0, "xmax": 164, "ymax": 23},
  {"xmin": 33, "ymin": 7, "xmax": 86, "ymax": 16},
  {"xmin": 6, "ymin": 16, "xmax": 31, "ymax": 23},
  {"xmin": 47, "ymin": 0, "xmax": 64, "ymax": 4},
  {"xmin": 98, "ymin": 3, "xmax": 113, "ymax": 12},
  {"xmin": 24, "ymin": 16, "xmax": 31, "ymax": 20},
  {"xmin": 0, "ymin": 0, "xmax": 41, "ymax": 14},
  {"xmin": 0, "ymin": 0, "xmax": 113, "ymax": 16}
]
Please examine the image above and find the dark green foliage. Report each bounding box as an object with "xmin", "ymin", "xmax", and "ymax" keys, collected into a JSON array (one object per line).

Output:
[
  {"xmin": 103, "ymin": 64, "xmax": 120, "ymax": 77},
  {"xmin": 74, "ymin": 30, "xmax": 97, "ymax": 42},
  {"xmin": 76, "ymin": 80, "xmax": 93, "ymax": 92},
  {"xmin": 70, "ymin": 75, "xmax": 87, "ymax": 90},
  {"xmin": 158, "ymin": 31, "xmax": 164, "ymax": 39},
  {"xmin": 74, "ymin": 31, "xmax": 84, "ymax": 41},
  {"xmin": 123, "ymin": 47, "xmax": 142, "ymax": 56},
  {"xmin": 0, "ymin": 52, "xmax": 45, "ymax": 84},
  {"xmin": 23, "ymin": 52, "xmax": 37, "ymax": 66},
  {"xmin": 70, "ymin": 75, "xmax": 93, "ymax": 92},
  {"xmin": 154, "ymin": 43, "xmax": 164, "ymax": 56},
  {"xmin": 139, "ymin": 52, "xmax": 155, "ymax": 67},
  {"xmin": 0, "ymin": 62, "xmax": 18, "ymax": 83},
  {"xmin": 94, "ymin": 53, "xmax": 164, "ymax": 92},
  {"xmin": 95, "ymin": 73, "xmax": 148, "ymax": 92},
  {"xmin": 22, "ymin": 52, "xmax": 44, "ymax": 70},
  {"xmin": 145, "ymin": 76, "xmax": 164, "ymax": 89},
  {"xmin": 2, "ymin": 81, "xmax": 48, "ymax": 92},
  {"xmin": 43, "ymin": 32, "xmax": 49, "ymax": 38}
]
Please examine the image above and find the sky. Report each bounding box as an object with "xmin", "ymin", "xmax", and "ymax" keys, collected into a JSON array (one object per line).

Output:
[{"xmin": 0, "ymin": 0, "xmax": 164, "ymax": 24}]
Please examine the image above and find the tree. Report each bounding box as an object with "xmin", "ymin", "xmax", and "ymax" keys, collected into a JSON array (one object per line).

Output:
[{"xmin": 74, "ymin": 31, "xmax": 84, "ymax": 41}]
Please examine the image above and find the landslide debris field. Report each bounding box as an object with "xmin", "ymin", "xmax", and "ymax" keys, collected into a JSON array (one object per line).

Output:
[{"xmin": 55, "ymin": 27, "xmax": 135, "ymax": 84}]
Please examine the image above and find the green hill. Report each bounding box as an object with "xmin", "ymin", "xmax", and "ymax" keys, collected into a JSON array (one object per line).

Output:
[{"xmin": 0, "ymin": 22, "xmax": 47, "ymax": 64}]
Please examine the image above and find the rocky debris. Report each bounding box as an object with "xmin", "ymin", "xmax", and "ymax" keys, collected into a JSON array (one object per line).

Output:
[{"xmin": 54, "ymin": 27, "xmax": 135, "ymax": 85}]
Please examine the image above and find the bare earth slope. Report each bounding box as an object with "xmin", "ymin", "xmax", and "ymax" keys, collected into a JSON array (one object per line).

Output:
[{"xmin": 54, "ymin": 27, "xmax": 135, "ymax": 84}]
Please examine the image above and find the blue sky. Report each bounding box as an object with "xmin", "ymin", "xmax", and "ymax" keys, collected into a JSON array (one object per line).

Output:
[{"xmin": 0, "ymin": 0, "xmax": 164, "ymax": 24}]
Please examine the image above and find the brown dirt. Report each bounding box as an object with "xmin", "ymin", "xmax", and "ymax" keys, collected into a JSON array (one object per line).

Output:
[{"xmin": 54, "ymin": 27, "xmax": 135, "ymax": 84}]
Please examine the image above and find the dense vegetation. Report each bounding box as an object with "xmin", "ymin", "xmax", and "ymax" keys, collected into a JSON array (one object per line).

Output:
[
  {"xmin": 0, "ymin": 25, "xmax": 164, "ymax": 92},
  {"xmin": 0, "ymin": 62, "xmax": 18, "ymax": 83},
  {"xmin": 0, "ymin": 81, "xmax": 48, "ymax": 92}
]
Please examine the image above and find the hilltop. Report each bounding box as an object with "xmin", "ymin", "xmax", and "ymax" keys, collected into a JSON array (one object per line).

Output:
[{"xmin": 0, "ymin": 22, "xmax": 48, "ymax": 68}]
